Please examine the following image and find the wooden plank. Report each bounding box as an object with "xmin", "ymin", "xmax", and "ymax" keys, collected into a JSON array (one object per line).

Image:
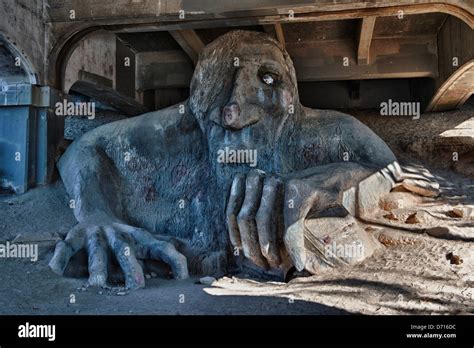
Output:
[
  {"xmin": 106, "ymin": 2, "xmax": 473, "ymax": 36},
  {"xmin": 357, "ymin": 16, "xmax": 376, "ymax": 65},
  {"xmin": 437, "ymin": 16, "xmax": 474, "ymax": 87},
  {"xmin": 169, "ymin": 29, "xmax": 205, "ymax": 65},
  {"xmin": 264, "ymin": 23, "xmax": 285, "ymax": 46},
  {"xmin": 286, "ymin": 36, "xmax": 438, "ymax": 81},
  {"xmin": 373, "ymin": 13, "xmax": 447, "ymax": 38},
  {"xmin": 48, "ymin": 1, "xmax": 474, "ymax": 29},
  {"xmin": 135, "ymin": 50, "xmax": 194, "ymax": 89},
  {"xmin": 426, "ymin": 60, "xmax": 474, "ymax": 112},
  {"xmin": 274, "ymin": 23, "xmax": 286, "ymax": 47},
  {"xmin": 427, "ymin": 15, "xmax": 474, "ymax": 112},
  {"xmin": 283, "ymin": 20, "xmax": 357, "ymax": 42},
  {"xmin": 70, "ymin": 80, "xmax": 148, "ymax": 116},
  {"xmin": 49, "ymin": 2, "xmax": 474, "ymax": 89}
]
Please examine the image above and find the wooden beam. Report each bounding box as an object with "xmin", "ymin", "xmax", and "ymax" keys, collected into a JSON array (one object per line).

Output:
[
  {"xmin": 274, "ymin": 23, "xmax": 286, "ymax": 47},
  {"xmin": 135, "ymin": 50, "xmax": 194, "ymax": 89},
  {"xmin": 429, "ymin": 16, "xmax": 474, "ymax": 112},
  {"xmin": 108, "ymin": 2, "xmax": 474, "ymax": 36},
  {"xmin": 50, "ymin": 3, "xmax": 474, "ymax": 89},
  {"xmin": 263, "ymin": 23, "xmax": 286, "ymax": 47},
  {"xmin": 357, "ymin": 16, "xmax": 376, "ymax": 65},
  {"xmin": 426, "ymin": 60, "xmax": 474, "ymax": 112},
  {"xmin": 437, "ymin": 16, "xmax": 474, "ymax": 86},
  {"xmin": 70, "ymin": 80, "xmax": 148, "ymax": 116},
  {"xmin": 50, "ymin": 2, "xmax": 474, "ymax": 30},
  {"xmin": 169, "ymin": 29, "xmax": 204, "ymax": 65},
  {"xmin": 286, "ymin": 36, "xmax": 437, "ymax": 82}
]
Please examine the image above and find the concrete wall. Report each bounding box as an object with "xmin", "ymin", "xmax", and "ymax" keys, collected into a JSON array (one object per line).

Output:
[
  {"xmin": 0, "ymin": 0, "xmax": 48, "ymax": 84},
  {"xmin": 0, "ymin": 44, "xmax": 31, "ymax": 84},
  {"xmin": 64, "ymin": 32, "xmax": 116, "ymax": 93}
]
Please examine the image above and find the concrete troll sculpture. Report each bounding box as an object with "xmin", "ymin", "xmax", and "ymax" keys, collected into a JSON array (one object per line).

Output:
[{"xmin": 49, "ymin": 30, "xmax": 404, "ymax": 289}]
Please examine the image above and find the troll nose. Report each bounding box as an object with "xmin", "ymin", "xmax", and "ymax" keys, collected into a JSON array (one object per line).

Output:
[{"xmin": 222, "ymin": 103, "xmax": 242, "ymax": 129}]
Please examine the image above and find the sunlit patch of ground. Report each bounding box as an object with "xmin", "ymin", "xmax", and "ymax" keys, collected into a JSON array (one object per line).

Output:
[{"xmin": 208, "ymin": 228, "xmax": 473, "ymax": 314}]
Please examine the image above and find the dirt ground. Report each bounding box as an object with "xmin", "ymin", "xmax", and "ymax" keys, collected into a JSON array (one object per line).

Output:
[{"xmin": 0, "ymin": 106, "xmax": 472, "ymax": 315}]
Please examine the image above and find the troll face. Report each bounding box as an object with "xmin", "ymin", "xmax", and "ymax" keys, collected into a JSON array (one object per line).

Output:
[{"xmin": 189, "ymin": 31, "xmax": 300, "ymax": 172}]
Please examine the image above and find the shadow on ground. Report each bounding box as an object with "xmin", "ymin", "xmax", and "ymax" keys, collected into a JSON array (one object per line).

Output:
[{"xmin": 0, "ymin": 255, "xmax": 347, "ymax": 315}]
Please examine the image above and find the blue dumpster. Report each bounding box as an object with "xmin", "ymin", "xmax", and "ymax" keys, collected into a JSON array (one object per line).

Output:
[{"xmin": 0, "ymin": 84, "xmax": 64, "ymax": 194}]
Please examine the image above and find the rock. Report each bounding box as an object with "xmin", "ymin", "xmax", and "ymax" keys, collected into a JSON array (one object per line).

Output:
[
  {"xmin": 425, "ymin": 226, "xmax": 450, "ymax": 238},
  {"xmin": 451, "ymin": 206, "xmax": 474, "ymax": 219},
  {"xmin": 383, "ymin": 212, "xmax": 398, "ymax": 221},
  {"xmin": 380, "ymin": 192, "xmax": 419, "ymax": 211},
  {"xmin": 145, "ymin": 274, "xmax": 151, "ymax": 279},
  {"xmin": 364, "ymin": 226, "xmax": 377, "ymax": 232},
  {"xmin": 116, "ymin": 291, "xmax": 127, "ymax": 296},
  {"xmin": 446, "ymin": 252, "xmax": 463, "ymax": 265},
  {"xmin": 150, "ymin": 272, "xmax": 157, "ymax": 278},
  {"xmin": 378, "ymin": 233, "xmax": 418, "ymax": 247},
  {"xmin": 446, "ymin": 210, "xmax": 460, "ymax": 218},
  {"xmin": 199, "ymin": 276, "xmax": 217, "ymax": 286},
  {"xmin": 401, "ymin": 179, "xmax": 440, "ymax": 197},
  {"xmin": 452, "ymin": 207, "xmax": 465, "ymax": 218},
  {"xmin": 304, "ymin": 214, "xmax": 381, "ymax": 273},
  {"xmin": 405, "ymin": 213, "xmax": 420, "ymax": 224},
  {"xmin": 358, "ymin": 171, "xmax": 394, "ymax": 217},
  {"xmin": 391, "ymin": 184, "xmax": 410, "ymax": 193}
]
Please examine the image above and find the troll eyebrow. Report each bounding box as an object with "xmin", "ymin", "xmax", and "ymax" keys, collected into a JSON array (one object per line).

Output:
[
  {"xmin": 259, "ymin": 61, "xmax": 283, "ymax": 75},
  {"xmin": 261, "ymin": 62, "xmax": 281, "ymax": 71}
]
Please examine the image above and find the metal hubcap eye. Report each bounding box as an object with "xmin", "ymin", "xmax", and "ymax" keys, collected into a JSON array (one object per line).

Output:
[{"xmin": 262, "ymin": 73, "xmax": 274, "ymax": 85}]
